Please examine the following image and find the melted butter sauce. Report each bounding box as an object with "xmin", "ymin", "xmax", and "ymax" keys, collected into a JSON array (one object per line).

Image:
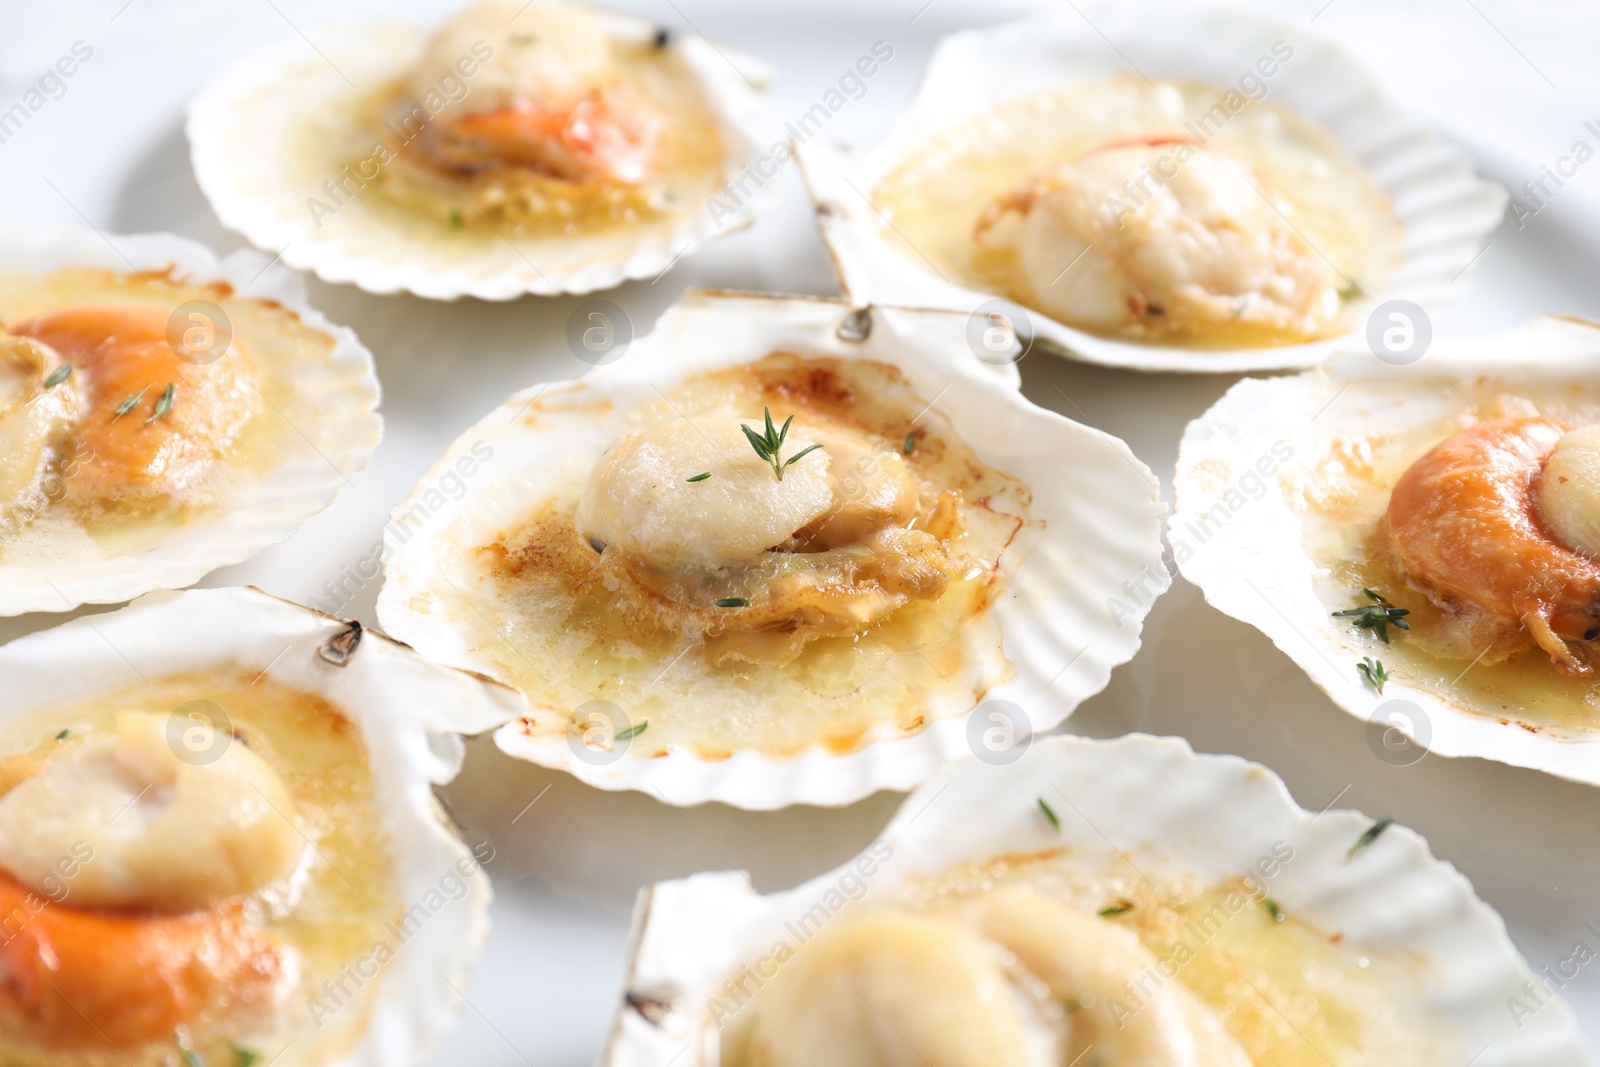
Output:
[
  {"xmin": 890, "ymin": 849, "xmax": 1458, "ymax": 1066},
  {"xmin": 872, "ymin": 76, "xmax": 1402, "ymax": 350},
  {"xmin": 1299, "ymin": 388, "xmax": 1600, "ymax": 736},
  {"xmin": 0, "ymin": 672, "xmax": 400, "ymax": 1067},
  {"xmin": 449, "ymin": 354, "xmax": 1034, "ymax": 759},
  {"xmin": 0, "ymin": 268, "xmax": 322, "ymax": 568}
]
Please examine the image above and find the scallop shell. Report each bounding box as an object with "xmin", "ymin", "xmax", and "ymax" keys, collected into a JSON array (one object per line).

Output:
[
  {"xmin": 187, "ymin": 11, "xmax": 773, "ymax": 300},
  {"xmin": 797, "ymin": 4, "xmax": 1506, "ymax": 373},
  {"xmin": 376, "ymin": 289, "xmax": 1167, "ymax": 809},
  {"xmin": 0, "ymin": 585, "xmax": 525, "ymax": 1067},
  {"xmin": 1173, "ymin": 315, "xmax": 1600, "ymax": 786},
  {"xmin": 0, "ymin": 225, "xmax": 381, "ymax": 616},
  {"xmin": 602, "ymin": 733, "xmax": 1584, "ymax": 1066}
]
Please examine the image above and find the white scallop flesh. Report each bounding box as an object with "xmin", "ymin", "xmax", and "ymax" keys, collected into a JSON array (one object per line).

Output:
[
  {"xmin": 727, "ymin": 910, "xmax": 1056, "ymax": 1067},
  {"xmin": 576, "ymin": 416, "xmax": 910, "ymax": 570},
  {"xmin": 0, "ymin": 333, "xmax": 83, "ymax": 532},
  {"xmin": 0, "ymin": 711, "xmax": 305, "ymax": 911},
  {"xmin": 412, "ymin": 0, "xmax": 616, "ymax": 119},
  {"xmin": 998, "ymin": 143, "xmax": 1339, "ymax": 338},
  {"xmin": 724, "ymin": 887, "xmax": 1251, "ymax": 1066},
  {"xmin": 1537, "ymin": 424, "xmax": 1600, "ymax": 559},
  {"xmin": 960, "ymin": 887, "xmax": 1254, "ymax": 1066}
]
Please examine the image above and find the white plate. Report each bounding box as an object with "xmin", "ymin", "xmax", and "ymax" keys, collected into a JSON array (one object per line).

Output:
[{"xmin": 5, "ymin": 0, "xmax": 1600, "ymax": 1057}]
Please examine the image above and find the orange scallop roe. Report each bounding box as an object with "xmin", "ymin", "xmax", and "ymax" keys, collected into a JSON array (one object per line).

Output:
[
  {"xmin": 433, "ymin": 85, "xmax": 661, "ymax": 185},
  {"xmin": 0, "ymin": 871, "xmax": 284, "ymax": 1054},
  {"xmin": 1387, "ymin": 416, "xmax": 1600, "ymax": 674},
  {"xmin": 11, "ymin": 304, "xmax": 257, "ymax": 504}
]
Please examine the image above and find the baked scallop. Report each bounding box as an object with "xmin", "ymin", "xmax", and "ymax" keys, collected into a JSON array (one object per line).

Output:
[
  {"xmin": 376, "ymin": 290, "xmax": 1167, "ymax": 808},
  {"xmin": 604, "ymin": 734, "xmax": 1582, "ymax": 1065},
  {"xmin": 799, "ymin": 6, "xmax": 1504, "ymax": 372},
  {"xmin": 0, "ymin": 586, "xmax": 522, "ymax": 1067},
  {"xmin": 188, "ymin": 1, "xmax": 772, "ymax": 299},
  {"xmin": 0, "ymin": 226, "xmax": 380, "ymax": 616},
  {"xmin": 1174, "ymin": 315, "xmax": 1600, "ymax": 785}
]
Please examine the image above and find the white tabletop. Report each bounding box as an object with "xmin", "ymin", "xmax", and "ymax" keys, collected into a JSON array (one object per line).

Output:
[{"xmin": 2, "ymin": 0, "xmax": 1598, "ymax": 1061}]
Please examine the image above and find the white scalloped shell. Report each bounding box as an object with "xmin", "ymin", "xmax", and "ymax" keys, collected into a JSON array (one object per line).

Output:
[
  {"xmin": 0, "ymin": 586, "xmax": 526, "ymax": 1067},
  {"xmin": 0, "ymin": 225, "xmax": 381, "ymax": 616},
  {"xmin": 376, "ymin": 290, "xmax": 1167, "ymax": 809},
  {"xmin": 798, "ymin": 4, "xmax": 1506, "ymax": 373},
  {"xmin": 602, "ymin": 733, "xmax": 1584, "ymax": 1066},
  {"xmin": 186, "ymin": 12, "xmax": 772, "ymax": 300},
  {"xmin": 1173, "ymin": 315, "xmax": 1600, "ymax": 786}
]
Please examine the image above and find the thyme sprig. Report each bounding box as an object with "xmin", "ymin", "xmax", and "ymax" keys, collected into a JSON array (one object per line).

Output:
[
  {"xmin": 1357, "ymin": 656, "xmax": 1389, "ymax": 693},
  {"xmin": 740, "ymin": 406, "xmax": 823, "ymax": 481},
  {"xmin": 1333, "ymin": 588, "xmax": 1409, "ymax": 644},
  {"xmin": 44, "ymin": 362, "xmax": 72, "ymax": 388}
]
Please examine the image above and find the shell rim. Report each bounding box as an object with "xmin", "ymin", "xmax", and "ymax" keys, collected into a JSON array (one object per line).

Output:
[
  {"xmin": 1171, "ymin": 313, "xmax": 1600, "ymax": 787},
  {"xmin": 796, "ymin": 3, "xmax": 1508, "ymax": 373},
  {"xmin": 0, "ymin": 585, "xmax": 526, "ymax": 1067},
  {"xmin": 0, "ymin": 224, "xmax": 383, "ymax": 617},
  {"xmin": 184, "ymin": 11, "xmax": 776, "ymax": 301},
  {"xmin": 374, "ymin": 288, "xmax": 1169, "ymax": 810},
  {"xmin": 600, "ymin": 732, "xmax": 1585, "ymax": 1066}
]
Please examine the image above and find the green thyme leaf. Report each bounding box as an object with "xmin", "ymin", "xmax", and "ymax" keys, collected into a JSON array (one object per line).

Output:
[
  {"xmin": 686, "ymin": 471, "xmax": 711, "ymax": 482},
  {"xmin": 615, "ymin": 720, "xmax": 649, "ymax": 741},
  {"xmin": 450, "ymin": 208, "xmax": 463, "ymax": 228},
  {"xmin": 1332, "ymin": 588, "xmax": 1410, "ymax": 644},
  {"xmin": 1348, "ymin": 815, "xmax": 1395, "ymax": 858},
  {"xmin": 1356, "ymin": 655, "xmax": 1389, "ymax": 693},
  {"xmin": 180, "ymin": 1050, "xmax": 204, "ymax": 1067},
  {"xmin": 43, "ymin": 362, "xmax": 72, "ymax": 388},
  {"xmin": 55, "ymin": 728, "xmax": 69, "ymax": 741},
  {"xmin": 716, "ymin": 596, "xmax": 750, "ymax": 608},
  {"xmin": 235, "ymin": 1050, "xmax": 260, "ymax": 1067},
  {"xmin": 902, "ymin": 432, "xmax": 916, "ymax": 455},
  {"xmin": 783, "ymin": 443, "xmax": 825, "ymax": 469},
  {"xmin": 740, "ymin": 422, "xmax": 773, "ymax": 459},
  {"xmin": 1098, "ymin": 900, "xmax": 1135, "ymax": 917},
  {"xmin": 145, "ymin": 382, "xmax": 175, "ymax": 425},
  {"xmin": 113, "ymin": 386, "xmax": 149, "ymax": 419},
  {"xmin": 1037, "ymin": 797, "xmax": 1061, "ymax": 831},
  {"xmin": 1338, "ymin": 279, "xmax": 1365, "ymax": 301},
  {"xmin": 1262, "ymin": 898, "xmax": 1286, "ymax": 923}
]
